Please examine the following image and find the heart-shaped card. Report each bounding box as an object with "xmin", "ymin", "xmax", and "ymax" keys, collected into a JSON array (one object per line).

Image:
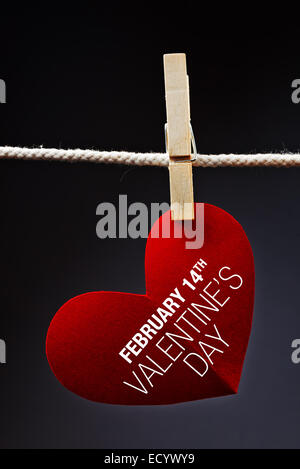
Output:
[{"xmin": 46, "ymin": 203, "xmax": 255, "ymax": 405}]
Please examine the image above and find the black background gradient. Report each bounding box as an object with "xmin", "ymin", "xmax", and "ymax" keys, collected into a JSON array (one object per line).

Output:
[{"xmin": 0, "ymin": 11, "xmax": 300, "ymax": 448}]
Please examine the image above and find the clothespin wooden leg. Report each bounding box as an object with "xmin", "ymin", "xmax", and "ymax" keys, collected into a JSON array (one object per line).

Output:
[
  {"xmin": 169, "ymin": 161, "xmax": 194, "ymax": 220},
  {"xmin": 163, "ymin": 53, "xmax": 195, "ymax": 221}
]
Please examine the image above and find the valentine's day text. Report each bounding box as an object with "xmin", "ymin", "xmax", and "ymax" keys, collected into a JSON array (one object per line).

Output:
[
  {"xmin": 0, "ymin": 339, "xmax": 6, "ymax": 364},
  {"xmin": 119, "ymin": 259, "xmax": 244, "ymax": 395}
]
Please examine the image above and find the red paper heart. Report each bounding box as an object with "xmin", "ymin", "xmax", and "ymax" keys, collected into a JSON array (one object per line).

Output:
[{"xmin": 46, "ymin": 204, "xmax": 255, "ymax": 405}]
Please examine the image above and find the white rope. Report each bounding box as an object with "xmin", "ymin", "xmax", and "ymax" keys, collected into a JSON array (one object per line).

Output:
[{"xmin": 1, "ymin": 146, "xmax": 300, "ymax": 167}]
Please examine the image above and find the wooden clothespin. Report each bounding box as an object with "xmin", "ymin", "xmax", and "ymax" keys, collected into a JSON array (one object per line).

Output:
[{"xmin": 163, "ymin": 53, "xmax": 195, "ymax": 221}]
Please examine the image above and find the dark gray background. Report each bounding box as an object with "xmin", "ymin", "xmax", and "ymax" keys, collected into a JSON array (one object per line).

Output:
[{"xmin": 0, "ymin": 11, "xmax": 300, "ymax": 448}]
